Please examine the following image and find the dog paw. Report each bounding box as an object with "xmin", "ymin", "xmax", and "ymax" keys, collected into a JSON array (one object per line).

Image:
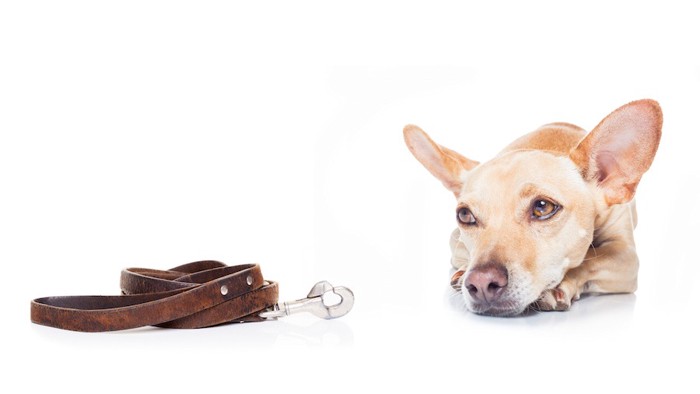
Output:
[
  {"xmin": 450, "ymin": 269, "xmax": 465, "ymax": 290},
  {"xmin": 533, "ymin": 288, "xmax": 572, "ymax": 311}
]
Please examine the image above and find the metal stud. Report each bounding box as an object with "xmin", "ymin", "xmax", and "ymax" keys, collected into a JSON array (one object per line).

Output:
[
  {"xmin": 220, "ymin": 285, "xmax": 228, "ymax": 295},
  {"xmin": 246, "ymin": 275, "xmax": 253, "ymax": 286}
]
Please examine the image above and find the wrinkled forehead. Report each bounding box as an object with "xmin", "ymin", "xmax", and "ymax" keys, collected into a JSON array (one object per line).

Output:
[{"xmin": 459, "ymin": 151, "xmax": 584, "ymax": 201}]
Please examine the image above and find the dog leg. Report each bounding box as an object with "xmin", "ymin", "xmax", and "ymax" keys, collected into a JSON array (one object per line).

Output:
[
  {"xmin": 449, "ymin": 228, "xmax": 470, "ymax": 270},
  {"xmin": 535, "ymin": 239, "xmax": 639, "ymax": 311}
]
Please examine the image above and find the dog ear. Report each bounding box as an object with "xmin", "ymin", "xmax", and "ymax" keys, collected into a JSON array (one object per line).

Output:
[
  {"xmin": 570, "ymin": 99, "xmax": 662, "ymax": 205},
  {"xmin": 403, "ymin": 124, "xmax": 479, "ymax": 195}
]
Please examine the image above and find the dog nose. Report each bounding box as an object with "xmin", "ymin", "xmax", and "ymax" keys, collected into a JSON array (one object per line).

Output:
[{"xmin": 465, "ymin": 264, "xmax": 508, "ymax": 303}]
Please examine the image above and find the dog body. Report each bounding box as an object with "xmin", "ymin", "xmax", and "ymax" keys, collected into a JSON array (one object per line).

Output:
[{"xmin": 404, "ymin": 100, "xmax": 662, "ymax": 316}]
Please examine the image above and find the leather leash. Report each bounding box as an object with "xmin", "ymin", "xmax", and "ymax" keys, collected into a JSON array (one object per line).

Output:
[{"xmin": 30, "ymin": 260, "xmax": 353, "ymax": 332}]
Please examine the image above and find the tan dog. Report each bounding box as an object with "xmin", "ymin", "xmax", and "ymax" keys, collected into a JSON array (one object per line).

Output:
[{"xmin": 404, "ymin": 100, "xmax": 662, "ymax": 316}]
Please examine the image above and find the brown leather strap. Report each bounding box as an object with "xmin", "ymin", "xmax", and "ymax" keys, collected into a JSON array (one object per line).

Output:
[{"xmin": 30, "ymin": 261, "xmax": 279, "ymax": 332}]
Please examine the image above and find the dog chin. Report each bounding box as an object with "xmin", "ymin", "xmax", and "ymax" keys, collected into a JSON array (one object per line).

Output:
[{"xmin": 465, "ymin": 299, "xmax": 527, "ymax": 317}]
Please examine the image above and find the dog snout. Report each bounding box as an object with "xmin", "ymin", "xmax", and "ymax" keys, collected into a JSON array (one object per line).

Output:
[{"xmin": 465, "ymin": 263, "xmax": 508, "ymax": 303}]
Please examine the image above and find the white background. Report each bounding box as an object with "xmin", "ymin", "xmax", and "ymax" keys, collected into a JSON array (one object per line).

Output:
[{"xmin": 1, "ymin": 1, "xmax": 699, "ymax": 392}]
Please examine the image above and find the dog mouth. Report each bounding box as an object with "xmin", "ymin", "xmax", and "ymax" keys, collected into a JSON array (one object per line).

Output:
[
  {"xmin": 452, "ymin": 270, "xmax": 530, "ymax": 317},
  {"xmin": 468, "ymin": 300, "xmax": 526, "ymax": 317},
  {"xmin": 453, "ymin": 267, "xmax": 551, "ymax": 317}
]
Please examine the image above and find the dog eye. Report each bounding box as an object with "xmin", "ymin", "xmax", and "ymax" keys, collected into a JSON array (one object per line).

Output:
[
  {"xmin": 532, "ymin": 199, "xmax": 560, "ymax": 220},
  {"xmin": 457, "ymin": 207, "xmax": 477, "ymax": 226}
]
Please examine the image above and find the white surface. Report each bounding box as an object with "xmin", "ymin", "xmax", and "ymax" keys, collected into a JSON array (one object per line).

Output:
[{"xmin": 1, "ymin": 2, "xmax": 699, "ymax": 392}]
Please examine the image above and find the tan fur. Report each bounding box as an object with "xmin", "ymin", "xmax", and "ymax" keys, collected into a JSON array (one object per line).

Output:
[
  {"xmin": 405, "ymin": 99, "xmax": 662, "ymax": 316},
  {"xmin": 500, "ymin": 122, "xmax": 586, "ymax": 156}
]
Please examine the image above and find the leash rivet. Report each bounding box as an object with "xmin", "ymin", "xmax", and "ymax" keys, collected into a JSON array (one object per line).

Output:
[
  {"xmin": 220, "ymin": 285, "xmax": 228, "ymax": 295},
  {"xmin": 246, "ymin": 275, "xmax": 253, "ymax": 286}
]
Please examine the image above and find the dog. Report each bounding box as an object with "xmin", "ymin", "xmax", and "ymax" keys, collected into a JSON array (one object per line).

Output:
[{"xmin": 403, "ymin": 99, "xmax": 662, "ymax": 316}]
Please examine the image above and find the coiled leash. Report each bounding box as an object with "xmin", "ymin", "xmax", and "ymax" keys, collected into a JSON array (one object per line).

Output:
[{"xmin": 30, "ymin": 260, "xmax": 354, "ymax": 332}]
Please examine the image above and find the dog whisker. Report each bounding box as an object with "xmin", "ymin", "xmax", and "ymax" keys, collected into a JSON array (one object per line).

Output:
[{"xmin": 581, "ymin": 253, "xmax": 608, "ymax": 262}]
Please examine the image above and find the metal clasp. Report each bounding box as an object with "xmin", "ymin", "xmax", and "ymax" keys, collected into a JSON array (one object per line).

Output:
[{"xmin": 260, "ymin": 281, "xmax": 354, "ymax": 320}]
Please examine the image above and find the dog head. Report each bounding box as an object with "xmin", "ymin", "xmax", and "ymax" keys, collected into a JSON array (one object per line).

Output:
[{"xmin": 404, "ymin": 100, "xmax": 662, "ymax": 316}]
